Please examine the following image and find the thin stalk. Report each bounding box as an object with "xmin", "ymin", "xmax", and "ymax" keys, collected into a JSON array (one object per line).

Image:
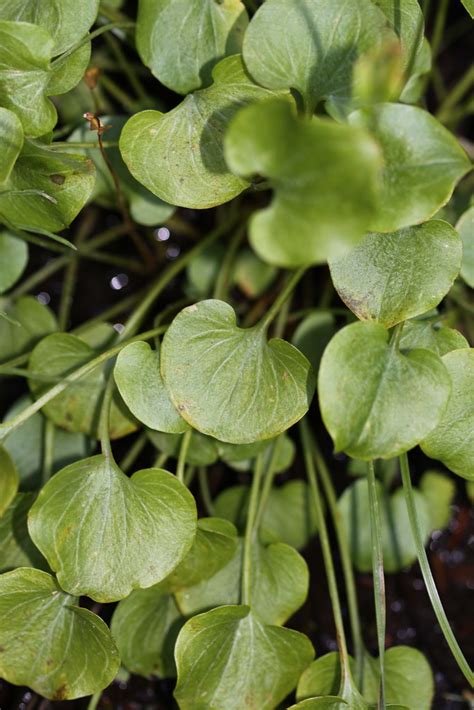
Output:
[
  {"xmin": 430, "ymin": 0, "xmax": 449, "ymax": 59},
  {"xmin": 104, "ymin": 31, "xmax": 150, "ymax": 103},
  {"xmin": 177, "ymin": 429, "xmax": 192, "ymax": 484},
  {"xmin": 10, "ymin": 257, "xmax": 68, "ymax": 298},
  {"xmin": 260, "ymin": 268, "xmax": 306, "ymax": 330},
  {"xmin": 184, "ymin": 466, "xmax": 196, "ymax": 488},
  {"xmin": 59, "ymin": 211, "xmax": 95, "ymax": 330},
  {"xmin": 198, "ymin": 467, "xmax": 215, "ymax": 516},
  {"xmin": 42, "ymin": 419, "xmax": 55, "ymax": 486},
  {"xmin": 273, "ymin": 293, "xmax": 291, "ymax": 339},
  {"xmin": 437, "ymin": 66, "xmax": 474, "ymax": 122},
  {"xmin": 253, "ymin": 439, "xmax": 281, "ymax": 531},
  {"xmin": 99, "ymin": 74, "xmax": 137, "ymax": 111},
  {"xmin": 86, "ymin": 691, "xmax": 101, "ymax": 710},
  {"xmin": 119, "ymin": 431, "xmax": 148, "ymax": 473},
  {"xmin": 51, "ymin": 22, "xmax": 135, "ymax": 65},
  {"xmin": 400, "ymin": 453, "xmax": 473, "ymax": 685},
  {"xmin": 213, "ymin": 224, "xmax": 246, "ymax": 301},
  {"xmin": 98, "ymin": 376, "xmax": 116, "ymax": 461},
  {"xmin": 50, "ymin": 141, "xmax": 119, "ymax": 150},
  {"xmin": 71, "ymin": 290, "xmax": 144, "ymax": 336},
  {"xmin": 154, "ymin": 452, "xmax": 169, "ymax": 468},
  {"xmin": 367, "ymin": 460, "xmax": 386, "ymax": 710},
  {"xmin": 241, "ymin": 453, "xmax": 265, "ymax": 606}
]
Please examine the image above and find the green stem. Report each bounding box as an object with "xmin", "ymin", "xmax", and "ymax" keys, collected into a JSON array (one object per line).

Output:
[
  {"xmin": 367, "ymin": 460, "xmax": 386, "ymax": 710},
  {"xmin": 154, "ymin": 452, "xmax": 169, "ymax": 469},
  {"xmin": 104, "ymin": 31, "xmax": 150, "ymax": 103},
  {"xmin": 42, "ymin": 419, "xmax": 55, "ymax": 487},
  {"xmin": 430, "ymin": 0, "xmax": 449, "ymax": 59},
  {"xmin": 400, "ymin": 453, "xmax": 473, "ymax": 685},
  {"xmin": 198, "ymin": 467, "xmax": 215, "ymax": 516},
  {"xmin": 253, "ymin": 439, "xmax": 281, "ymax": 531},
  {"xmin": 213, "ymin": 224, "xmax": 246, "ymax": 301},
  {"xmin": 260, "ymin": 268, "xmax": 306, "ymax": 330},
  {"xmin": 86, "ymin": 691, "xmax": 101, "ymax": 710},
  {"xmin": 99, "ymin": 376, "xmax": 115, "ymax": 461},
  {"xmin": 119, "ymin": 431, "xmax": 148, "ymax": 473},
  {"xmin": 184, "ymin": 466, "xmax": 196, "ymax": 488},
  {"xmin": 99, "ymin": 74, "xmax": 137, "ymax": 111},
  {"xmin": 52, "ymin": 22, "xmax": 135, "ymax": 64},
  {"xmin": 177, "ymin": 430, "xmax": 192, "ymax": 484},
  {"xmin": 50, "ymin": 141, "xmax": 119, "ymax": 150},
  {"xmin": 273, "ymin": 293, "xmax": 291, "ymax": 339},
  {"xmin": 437, "ymin": 66, "xmax": 474, "ymax": 122},
  {"xmin": 241, "ymin": 453, "xmax": 265, "ymax": 606}
]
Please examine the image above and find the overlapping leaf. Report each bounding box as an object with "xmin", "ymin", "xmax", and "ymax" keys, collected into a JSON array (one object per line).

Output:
[
  {"xmin": 399, "ymin": 319, "xmax": 468, "ymax": 356},
  {"xmin": 456, "ymin": 206, "xmax": 474, "ymax": 288},
  {"xmin": 0, "ymin": 494, "xmax": 46, "ymax": 572},
  {"xmin": 0, "ymin": 231, "xmax": 27, "ymax": 294},
  {"xmin": 0, "ymin": 446, "xmax": 19, "ymax": 517},
  {"xmin": 0, "ymin": 296, "xmax": 57, "ymax": 362},
  {"xmin": 0, "ymin": 108, "xmax": 23, "ymax": 183}
]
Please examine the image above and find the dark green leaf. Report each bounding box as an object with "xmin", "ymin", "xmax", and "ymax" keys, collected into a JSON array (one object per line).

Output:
[
  {"xmin": 0, "ymin": 231, "xmax": 28, "ymax": 294},
  {"xmin": 456, "ymin": 206, "xmax": 474, "ymax": 288},
  {"xmin": 233, "ymin": 248, "xmax": 278, "ymax": 299},
  {"xmin": 0, "ymin": 296, "xmax": 58, "ymax": 362},
  {"xmin": 292, "ymin": 312, "xmax": 337, "ymax": 374},
  {"xmin": 0, "ymin": 446, "xmax": 19, "ymax": 517},
  {"xmin": 0, "ymin": 494, "xmax": 47, "ymax": 572}
]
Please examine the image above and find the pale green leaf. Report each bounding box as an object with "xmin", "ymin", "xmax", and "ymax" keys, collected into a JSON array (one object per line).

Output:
[
  {"xmin": 174, "ymin": 605, "xmax": 314, "ymax": 710},
  {"xmin": 0, "ymin": 446, "xmax": 19, "ymax": 517},
  {"xmin": 0, "ymin": 108, "xmax": 23, "ymax": 183},
  {"xmin": 399, "ymin": 319, "xmax": 468, "ymax": 356},
  {"xmin": 289, "ymin": 699, "xmax": 347, "ymax": 710},
  {"xmin": 147, "ymin": 429, "xmax": 219, "ymax": 466},
  {"xmin": 0, "ymin": 494, "xmax": 47, "ymax": 572},
  {"xmin": 0, "ymin": 568, "xmax": 120, "ymax": 700},
  {"xmin": 120, "ymin": 56, "xmax": 284, "ymax": 209},
  {"xmin": 28, "ymin": 455, "xmax": 197, "ymax": 601},
  {"xmin": 111, "ymin": 584, "xmax": 182, "ymax": 678},
  {"xmin": 0, "ymin": 295, "xmax": 58, "ymax": 362},
  {"xmin": 460, "ymin": 0, "xmax": 474, "ymax": 18},
  {"xmin": 421, "ymin": 348, "xmax": 474, "ymax": 480},
  {"xmin": 318, "ymin": 321, "xmax": 452, "ymax": 459},
  {"xmin": 114, "ymin": 340, "xmax": 187, "ymax": 434},
  {"xmin": 420, "ymin": 470, "xmax": 455, "ymax": 532},
  {"xmin": 220, "ymin": 433, "xmax": 295, "ymax": 473},
  {"xmin": 297, "ymin": 652, "xmax": 353, "ymax": 700},
  {"xmin": 0, "ymin": 231, "xmax": 28, "ymax": 294},
  {"xmin": 161, "ymin": 299, "xmax": 315, "ymax": 444},
  {"xmin": 372, "ymin": 0, "xmax": 424, "ymax": 69},
  {"xmin": 362, "ymin": 647, "xmax": 434, "ymax": 710},
  {"xmin": 330, "ymin": 221, "xmax": 462, "ymax": 328},
  {"xmin": 456, "ymin": 206, "xmax": 474, "ymax": 288},
  {"xmin": 350, "ymin": 104, "xmax": 471, "ymax": 232},
  {"xmin": 225, "ymin": 98, "xmax": 381, "ymax": 267},
  {"xmin": 47, "ymin": 42, "xmax": 91, "ymax": 96},
  {"xmin": 136, "ymin": 0, "xmax": 248, "ymax": 94}
]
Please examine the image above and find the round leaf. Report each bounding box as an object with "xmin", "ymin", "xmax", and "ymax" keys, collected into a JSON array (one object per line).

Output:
[
  {"xmin": 349, "ymin": 104, "xmax": 471, "ymax": 232},
  {"xmin": 0, "ymin": 568, "xmax": 120, "ymax": 700},
  {"xmin": 399, "ymin": 319, "xmax": 468, "ymax": 356},
  {"xmin": 161, "ymin": 299, "xmax": 315, "ymax": 444},
  {"xmin": 0, "ymin": 296, "xmax": 57, "ymax": 362},
  {"xmin": 0, "ymin": 108, "xmax": 23, "ymax": 183},
  {"xmin": 0, "ymin": 231, "xmax": 28, "ymax": 294},
  {"xmin": 120, "ymin": 56, "xmax": 284, "ymax": 209},
  {"xmin": 297, "ymin": 652, "xmax": 352, "ymax": 700},
  {"xmin": 28, "ymin": 455, "xmax": 197, "ymax": 601},
  {"xmin": 136, "ymin": 0, "xmax": 248, "ymax": 94},
  {"xmin": 242, "ymin": 0, "xmax": 396, "ymax": 114},
  {"xmin": 0, "ymin": 494, "xmax": 47, "ymax": 572},
  {"xmin": 362, "ymin": 647, "xmax": 434, "ymax": 710},
  {"xmin": 456, "ymin": 206, "xmax": 474, "ymax": 288},
  {"xmin": 318, "ymin": 321, "xmax": 452, "ymax": 459},
  {"xmin": 0, "ymin": 446, "xmax": 19, "ymax": 517},
  {"xmin": 225, "ymin": 98, "xmax": 381, "ymax": 267},
  {"xmin": 419, "ymin": 471, "xmax": 455, "ymax": 531},
  {"xmin": 421, "ymin": 348, "xmax": 474, "ymax": 480},
  {"xmin": 330, "ymin": 221, "xmax": 462, "ymax": 327},
  {"xmin": 174, "ymin": 605, "xmax": 314, "ymax": 710},
  {"xmin": 114, "ymin": 340, "xmax": 188, "ymax": 434}
]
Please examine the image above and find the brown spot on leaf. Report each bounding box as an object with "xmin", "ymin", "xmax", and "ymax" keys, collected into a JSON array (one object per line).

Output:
[
  {"xmin": 52, "ymin": 684, "xmax": 68, "ymax": 700},
  {"xmin": 50, "ymin": 174, "xmax": 65, "ymax": 185},
  {"xmin": 0, "ymin": 645, "xmax": 5, "ymax": 652},
  {"xmin": 177, "ymin": 404, "xmax": 186, "ymax": 412}
]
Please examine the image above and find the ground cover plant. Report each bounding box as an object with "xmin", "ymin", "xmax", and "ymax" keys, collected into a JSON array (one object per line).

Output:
[{"xmin": 0, "ymin": 0, "xmax": 473, "ymax": 708}]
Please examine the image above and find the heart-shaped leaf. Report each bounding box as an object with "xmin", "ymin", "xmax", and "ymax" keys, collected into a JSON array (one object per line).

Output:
[
  {"xmin": 114, "ymin": 340, "xmax": 188, "ymax": 434},
  {"xmin": 225, "ymin": 98, "xmax": 381, "ymax": 267},
  {"xmin": 0, "ymin": 494, "xmax": 46, "ymax": 572},
  {"xmin": 0, "ymin": 568, "xmax": 120, "ymax": 700},
  {"xmin": 349, "ymin": 104, "xmax": 471, "ymax": 232},
  {"xmin": 148, "ymin": 429, "xmax": 219, "ymax": 466},
  {"xmin": 136, "ymin": 0, "xmax": 248, "ymax": 94},
  {"xmin": 175, "ymin": 538, "xmax": 309, "ymax": 625},
  {"xmin": 242, "ymin": 0, "xmax": 396, "ymax": 114},
  {"xmin": 421, "ymin": 348, "xmax": 474, "ymax": 480},
  {"xmin": 420, "ymin": 470, "xmax": 456, "ymax": 530},
  {"xmin": 0, "ymin": 108, "xmax": 23, "ymax": 183},
  {"xmin": 0, "ymin": 140, "xmax": 95, "ymax": 234},
  {"xmin": 161, "ymin": 299, "xmax": 315, "ymax": 444},
  {"xmin": 0, "ymin": 296, "xmax": 57, "ymax": 362},
  {"xmin": 120, "ymin": 55, "xmax": 285, "ymax": 209},
  {"xmin": 174, "ymin": 605, "xmax": 314, "ymax": 710},
  {"xmin": 0, "ymin": 231, "xmax": 27, "ymax": 294},
  {"xmin": 399, "ymin": 319, "xmax": 468, "ymax": 356},
  {"xmin": 338, "ymin": 478, "xmax": 431, "ymax": 572},
  {"xmin": 28, "ymin": 455, "xmax": 197, "ymax": 601},
  {"xmin": 456, "ymin": 206, "xmax": 474, "ymax": 288},
  {"xmin": 0, "ymin": 446, "xmax": 19, "ymax": 517},
  {"xmin": 330, "ymin": 221, "xmax": 462, "ymax": 328},
  {"xmin": 318, "ymin": 321, "xmax": 451, "ymax": 459},
  {"xmin": 29, "ymin": 332, "xmax": 136, "ymax": 439},
  {"xmin": 111, "ymin": 584, "xmax": 182, "ymax": 678}
]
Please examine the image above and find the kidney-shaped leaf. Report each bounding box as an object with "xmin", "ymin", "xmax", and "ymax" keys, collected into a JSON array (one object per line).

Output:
[
  {"xmin": 330, "ymin": 221, "xmax": 462, "ymax": 328},
  {"xmin": 318, "ymin": 321, "xmax": 451, "ymax": 459},
  {"xmin": 0, "ymin": 446, "xmax": 19, "ymax": 518},
  {"xmin": 28, "ymin": 455, "xmax": 197, "ymax": 601},
  {"xmin": 421, "ymin": 349, "xmax": 474, "ymax": 480},
  {"xmin": 0, "ymin": 568, "xmax": 120, "ymax": 700},
  {"xmin": 225, "ymin": 98, "xmax": 381, "ymax": 267},
  {"xmin": 350, "ymin": 104, "xmax": 471, "ymax": 232},
  {"xmin": 174, "ymin": 605, "xmax": 314, "ymax": 710},
  {"xmin": 161, "ymin": 299, "xmax": 315, "ymax": 444},
  {"xmin": 120, "ymin": 55, "xmax": 283, "ymax": 209},
  {"xmin": 456, "ymin": 206, "xmax": 474, "ymax": 288},
  {"xmin": 114, "ymin": 340, "xmax": 187, "ymax": 434},
  {"xmin": 399, "ymin": 319, "xmax": 468, "ymax": 356},
  {"xmin": 0, "ymin": 231, "xmax": 27, "ymax": 294},
  {"xmin": 0, "ymin": 108, "xmax": 23, "ymax": 183},
  {"xmin": 136, "ymin": 0, "xmax": 248, "ymax": 94},
  {"xmin": 242, "ymin": 0, "xmax": 396, "ymax": 114}
]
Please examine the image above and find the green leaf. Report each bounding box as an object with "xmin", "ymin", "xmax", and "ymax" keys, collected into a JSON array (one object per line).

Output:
[
  {"xmin": 120, "ymin": 56, "xmax": 285, "ymax": 209},
  {"xmin": 28, "ymin": 455, "xmax": 197, "ymax": 601},
  {"xmin": 349, "ymin": 104, "xmax": 471, "ymax": 232},
  {"xmin": 0, "ymin": 494, "xmax": 47, "ymax": 572},
  {"xmin": 338, "ymin": 478, "xmax": 431, "ymax": 572},
  {"xmin": 136, "ymin": 0, "xmax": 248, "ymax": 94},
  {"xmin": 0, "ymin": 0, "xmax": 99, "ymax": 55},
  {"xmin": 147, "ymin": 429, "xmax": 219, "ymax": 466},
  {"xmin": 330, "ymin": 221, "xmax": 462, "ymax": 328},
  {"xmin": 175, "ymin": 538, "xmax": 309, "ymax": 625},
  {"xmin": 460, "ymin": 0, "xmax": 474, "ymax": 18},
  {"xmin": 0, "ymin": 446, "xmax": 19, "ymax": 517},
  {"xmin": 29, "ymin": 332, "xmax": 136, "ymax": 440},
  {"xmin": 0, "ymin": 21, "xmax": 56, "ymax": 137},
  {"xmin": 372, "ymin": 0, "xmax": 424, "ymax": 69},
  {"xmin": 318, "ymin": 321, "xmax": 452, "ymax": 459},
  {"xmin": 289, "ymin": 699, "xmax": 347, "ymax": 710},
  {"xmin": 292, "ymin": 312, "xmax": 337, "ymax": 374},
  {"xmin": 164, "ymin": 517, "xmax": 238, "ymax": 591},
  {"xmin": 111, "ymin": 584, "xmax": 182, "ymax": 678},
  {"xmin": 161, "ymin": 299, "xmax": 315, "ymax": 444},
  {"xmin": 225, "ymin": 98, "xmax": 381, "ymax": 267},
  {"xmin": 242, "ymin": 0, "xmax": 396, "ymax": 114},
  {"xmin": 0, "ymin": 108, "xmax": 23, "ymax": 183},
  {"xmin": 220, "ymin": 433, "xmax": 295, "ymax": 473},
  {"xmin": 114, "ymin": 340, "xmax": 187, "ymax": 434},
  {"xmin": 0, "ymin": 568, "xmax": 120, "ymax": 700},
  {"xmin": 399, "ymin": 319, "xmax": 468, "ymax": 356},
  {"xmin": 0, "ymin": 231, "xmax": 28, "ymax": 294},
  {"xmin": 233, "ymin": 248, "xmax": 278, "ymax": 299},
  {"xmin": 187, "ymin": 243, "xmax": 227, "ymax": 297},
  {"xmin": 297, "ymin": 652, "xmax": 353, "ymax": 700},
  {"xmin": 420, "ymin": 470, "xmax": 455, "ymax": 531},
  {"xmin": 0, "ymin": 141, "xmax": 95, "ymax": 234},
  {"xmin": 2, "ymin": 395, "xmax": 89, "ymax": 490},
  {"xmin": 0, "ymin": 295, "xmax": 58, "ymax": 362},
  {"xmin": 421, "ymin": 348, "xmax": 474, "ymax": 480},
  {"xmin": 456, "ymin": 206, "xmax": 474, "ymax": 288},
  {"xmin": 174, "ymin": 605, "xmax": 314, "ymax": 710},
  {"xmin": 214, "ymin": 480, "xmax": 318, "ymax": 550},
  {"xmin": 362, "ymin": 646, "xmax": 434, "ymax": 710},
  {"xmin": 47, "ymin": 42, "xmax": 91, "ymax": 96}
]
